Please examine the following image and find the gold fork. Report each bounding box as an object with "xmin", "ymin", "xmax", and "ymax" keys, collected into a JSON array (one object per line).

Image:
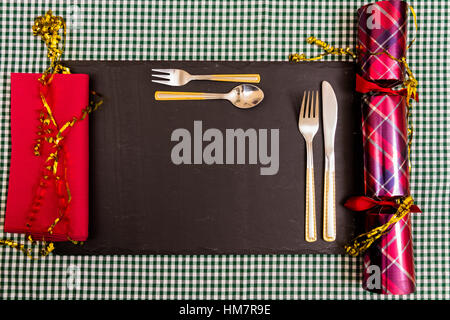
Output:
[
  {"xmin": 151, "ymin": 68, "xmax": 260, "ymax": 86},
  {"xmin": 298, "ymin": 91, "xmax": 319, "ymax": 242}
]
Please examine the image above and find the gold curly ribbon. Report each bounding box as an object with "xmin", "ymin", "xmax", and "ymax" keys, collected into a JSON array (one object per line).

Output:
[
  {"xmin": 0, "ymin": 239, "xmax": 34, "ymax": 259},
  {"xmin": 32, "ymin": 10, "xmax": 70, "ymax": 78},
  {"xmin": 289, "ymin": 6, "xmax": 419, "ymax": 257},
  {"xmin": 406, "ymin": 5, "xmax": 418, "ymax": 50},
  {"xmin": 344, "ymin": 196, "xmax": 413, "ymax": 257},
  {"xmin": 289, "ymin": 36, "xmax": 357, "ymax": 61},
  {"xmin": 1, "ymin": 10, "xmax": 102, "ymax": 259}
]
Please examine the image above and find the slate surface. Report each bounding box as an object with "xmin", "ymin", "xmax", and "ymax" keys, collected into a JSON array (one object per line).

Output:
[{"xmin": 55, "ymin": 61, "xmax": 363, "ymax": 255}]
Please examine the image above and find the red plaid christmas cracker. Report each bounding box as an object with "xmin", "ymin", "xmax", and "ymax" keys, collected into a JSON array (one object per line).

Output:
[{"xmin": 357, "ymin": 0, "xmax": 416, "ymax": 295}]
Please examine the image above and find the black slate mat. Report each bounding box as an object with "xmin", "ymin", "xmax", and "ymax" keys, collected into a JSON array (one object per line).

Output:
[{"xmin": 55, "ymin": 60, "xmax": 363, "ymax": 255}]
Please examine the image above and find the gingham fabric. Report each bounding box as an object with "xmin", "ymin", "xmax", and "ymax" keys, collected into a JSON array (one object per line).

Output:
[{"xmin": 0, "ymin": 0, "xmax": 448, "ymax": 300}]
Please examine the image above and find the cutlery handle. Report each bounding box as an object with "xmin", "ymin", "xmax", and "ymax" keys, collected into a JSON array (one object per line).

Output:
[
  {"xmin": 155, "ymin": 91, "xmax": 225, "ymax": 101},
  {"xmin": 193, "ymin": 74, "xmax": 260, "ymax": 83},
  {"xmin": 323, "ymin": 154, "xmax": 336, "ymax": 242},
  {"xmin": 305, "ymin": 141, "xmax": 317, "ymax": 242}
]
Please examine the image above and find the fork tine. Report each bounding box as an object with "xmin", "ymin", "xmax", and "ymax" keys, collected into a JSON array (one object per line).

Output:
[
  {"xmin": 300, "ymin": 91, "xmax": 306, "ymax": 120},
  {"xmin": 306, "ymin": 90, "xmax": 311, "ymax": 118},
  {"xmin": 151, "ymin": 68, "xmax": 173, "ymax": 74},
  {"xmin": 151, "ymin": 79, "xmax": 173, "ymax": 85},
  {"xmin": 315, "ymin": 90, "xmax": 319, "ymax": 118},
  {"xmin": 151, "ymin": 73, "xmax": 171, "ymax": 80}
]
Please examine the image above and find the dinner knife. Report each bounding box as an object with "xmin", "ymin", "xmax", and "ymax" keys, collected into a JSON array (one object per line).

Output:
[{"xmin": 321, "ymin": 81, "xmax": 338, "ymax": 242}]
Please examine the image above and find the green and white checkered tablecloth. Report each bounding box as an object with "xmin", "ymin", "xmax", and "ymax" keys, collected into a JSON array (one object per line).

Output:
[{"xmin": 0, "ymin": 0, "xmax": 448, "ymax": 300}]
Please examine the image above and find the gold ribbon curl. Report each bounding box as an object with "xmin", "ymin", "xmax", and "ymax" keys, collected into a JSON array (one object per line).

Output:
[
  {"xmin": 0, "ymin": 239, "xmax": 34, "ymax": 259},
  {"xmin": 32, "ymin": 10, "xmax": 70, "ymax": 78},
  {"xmin": 289, "ymin": 36, "xmax": 357, "ymax": 61}
]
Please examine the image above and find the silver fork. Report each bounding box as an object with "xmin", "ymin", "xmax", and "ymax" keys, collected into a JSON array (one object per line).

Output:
[
  {"xmin": 151, "ymin": 68, "xmax": 260, "ymax": 86},
  {"xmin": 298, "ymin": 90, "xmax": 319, "ymax": 242}
]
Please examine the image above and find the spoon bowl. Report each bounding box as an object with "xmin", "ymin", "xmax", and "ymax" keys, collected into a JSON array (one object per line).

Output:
[{"xmin": 226, "ymin": 84, "xmax": 264, "ymax": 109}]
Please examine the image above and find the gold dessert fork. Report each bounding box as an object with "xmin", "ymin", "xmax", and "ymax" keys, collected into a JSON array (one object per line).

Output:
[
  {"xmin": 151, "ymin": 68, "xmax": 260, "ymax": 86},
  {"xmin": 298, "ymin": 90, "xmax": 319, "ymax": 242}
]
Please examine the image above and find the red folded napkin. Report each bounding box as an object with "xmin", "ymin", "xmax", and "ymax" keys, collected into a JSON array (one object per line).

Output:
[{"xmin": 5, "ymin": 73, "xmax": 89, "ymax": 242}]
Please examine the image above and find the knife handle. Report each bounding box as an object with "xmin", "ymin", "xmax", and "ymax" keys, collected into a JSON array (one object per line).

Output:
[
  {"xmin": 305, "ymin": 141, "xmax": 317, "ymax": 242},
  {"xmin": 323, "ymin": 155, "xmax": 336, "ymax": 242}
]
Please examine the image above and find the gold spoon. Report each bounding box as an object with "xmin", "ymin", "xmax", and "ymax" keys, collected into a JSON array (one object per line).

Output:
[{"xmin": 154, "ymin": 84, "xmax": 264, "ymax": 109}]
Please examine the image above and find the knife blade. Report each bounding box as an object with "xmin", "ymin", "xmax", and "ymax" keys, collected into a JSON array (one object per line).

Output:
[{"xmin": 321, "ymin": 81, "xmax": 338, "ymax": 242}]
